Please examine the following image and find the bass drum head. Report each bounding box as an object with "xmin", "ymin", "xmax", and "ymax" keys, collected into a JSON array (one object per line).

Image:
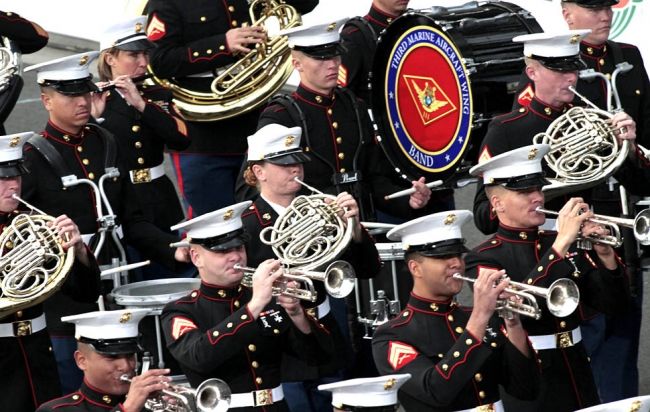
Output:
[{"xmin": 370, "ymin": 2, "xmax": 541, "ymax": 182}]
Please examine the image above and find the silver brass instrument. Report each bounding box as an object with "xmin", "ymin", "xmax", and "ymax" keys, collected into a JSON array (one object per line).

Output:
[
  {"xmin": 453, "ymin": 273, "xmax": 580, "ymax": 320},
  {"xmin": 234, "ymin": 260, "xmax": 356, "ymax": 302},
  {"xmin": 1, "ymin": 195, "xmax": 75, "ymax": 319},
  {"xmin": 0, "ymin": 36, "xmax": 23, "ymax": 124},
  {"xmin": 532, "ymin": 84, "xmax": 631, "ymax": 199},
  {"xmin": 535, "ymin": 206, "xmax": 650, "ymax": 249},
  {"xmin": 148, "ymin": 0, "xmax": 301, "ymax": 121},
  {"xmin": 119, "ymin": 374, "xmax": 231, "ymax": 412}
]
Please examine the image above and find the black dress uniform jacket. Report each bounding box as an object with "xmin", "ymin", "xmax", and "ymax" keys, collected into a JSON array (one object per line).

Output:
[
  {"xmin": 0, "ymin": 211, "xmax": 101, "ymax": 412},
  {"xmin": 464, "ymin": 224, "xmax": 630, "ymax": 411},
  {"xmin": 22, "ymin": 121, "xmax": 180, "ymax": 337},
  {"xmin": 162, "ymin": 281, "xmax": 334, "ymax": 411},
  {"xmin": 145, "ymin": 0, "xmax": 318, "ymax": 155},
  {"xmin": 241, "ymin": 197, "xmax": 381, "ymax": 380},
  {"xmin": 472, "ymin": 97, "xmax": 648, "ymax": 234},
  {"xmin": 100, "ymin": 85, "xmax": 189, "ymax": 231},
  {"xmin": 339, "ymin": 5, "xmax": 396, "ymax": 103},
  {"xmin": 372, "ymin": 293, "xmax": 539, "ymax": 411},
  {"xmin": 36, "ymin": 381, "xmax": 127, "ymax": 412}
]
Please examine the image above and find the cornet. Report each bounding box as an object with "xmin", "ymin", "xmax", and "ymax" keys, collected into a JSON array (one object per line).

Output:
[
  {"xmin": 119, "ymin": 374, "xmax": 231, "ymax": 412},
  {"xmin": 233, "ymin": 260, "xmax": 356, "ymax": 302},
  {"xmin": 453, "ymin": 273, "xmax": 580, "ymax": 320},
  {"xmin": 535, "ymin": 206, "xmax": 650, "ymax": 248}
]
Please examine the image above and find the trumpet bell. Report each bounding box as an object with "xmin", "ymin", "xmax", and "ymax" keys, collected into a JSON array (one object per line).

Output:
[
  {"xmin": 323, "ymin": 260, "xmax": 356, "ymax": 298},
  {"xmin": 634, "ymin": 209, "xmax": 650, "ymax": 246},
  {"xmin": 196, "ymin": 378, "xmax": 231, "ymax": 412},
  {"xmin": 546, "ymin": 278, "xmax": 580, "ymax": 318}
]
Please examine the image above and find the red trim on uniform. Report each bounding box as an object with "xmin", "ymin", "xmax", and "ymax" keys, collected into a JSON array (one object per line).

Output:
[
  {"xmin": 241, "ymin": 204, "xmax": 274, "ymax": 227},
  {"xmin": 207, "ymin": 312, "xmax": 254, "ymax": 345},
  {"xmin": 435, "ymin": 339, "xmax": 483, "ymax": 380},
  {"xmin": 187, "ymin": 48, "xmax": 231, "ymax": 63},
  {"xmin": 171, "ymin": 152, "xmax": 193, "ymax": 219},
  {"xmin": 496, "ymin": 109, "xmax": 528, "ymax": 125},
  {"xmin": 529, "ymin": 247, "xmax": 564, "ymax": 286},
  {"xmin": 17, "ymin": 337, "xmax": 39, "ymax": 407},
  {"xmin": 42, "ymin": 392, "xmax": 84, "ymax": 409},
  {"xmin": 560, "ymin": 343, "xmax": 584, "ymax": 408},
  {"xmin": 475, "ymin": 238, "xmax": 501, "ymax": 253}
]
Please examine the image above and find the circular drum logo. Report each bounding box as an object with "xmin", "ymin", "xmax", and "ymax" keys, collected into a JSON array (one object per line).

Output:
[{"xmin": 385, "ymin": 25, "xmax": 472, "ymax": 174}]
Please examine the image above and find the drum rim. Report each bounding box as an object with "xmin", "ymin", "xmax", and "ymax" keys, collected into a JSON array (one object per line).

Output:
[{"xmin": 112, "ymin": 278, "xmax": 201, "ymax": 306}]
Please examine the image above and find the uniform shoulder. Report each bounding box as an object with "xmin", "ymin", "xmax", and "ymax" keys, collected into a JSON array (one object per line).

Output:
[
  {"xmin": 492, "ymin": 107, "xmax": 529, "ymax": 125},
  {"xmin": 472, "ymin": 236, "xmax": 502, "ymax": 252},
  {"xmin": 37, "ymin": 391, "xmax": 84, "ymax": 410}
]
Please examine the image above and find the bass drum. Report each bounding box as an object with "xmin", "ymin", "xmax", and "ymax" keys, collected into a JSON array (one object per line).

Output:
[{"xmin": 370, "ymin": 1, "xmax": 541, "ymax": 183}]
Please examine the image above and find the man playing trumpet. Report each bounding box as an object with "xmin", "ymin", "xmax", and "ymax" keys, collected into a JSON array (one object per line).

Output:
[
  {"xmin": 37, "ymin": 309, "xmax": 171, "ymax": 412},
  {"xmin": 465, "ymin": 144, "xmax": 630, "ymax": 412},
  {"xmin": 162, "ymin": 202, "xmax": 335, "ymax": 411},
  {"xmin": 371, "ymin": 209, "xmax": 539, "ymax": 411}
]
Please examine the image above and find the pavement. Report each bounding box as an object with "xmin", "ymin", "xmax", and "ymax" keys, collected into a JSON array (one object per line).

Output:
[{"xmin": 6, "ymin": 45, "xmax": 650, "ymax": 398}]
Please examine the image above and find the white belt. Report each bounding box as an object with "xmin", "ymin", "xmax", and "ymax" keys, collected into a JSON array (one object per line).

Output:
[
  {"xmin": 230, "ymin": 385, "xmax": 284, "ymax": 408},
  {"xmin": 0, "ymin": 313, "xmax": 46, "ymax": 337},
  {"xmin": 306, "ymin": 296, "xmax": 331, "ymax": 319},
  {"xmin": 528, "ymin": 327, "xmax": 582, "ymax": 350},
  {"xmin": 129, "ymin": 163, "xmax": 165, "ymax": 184},
  {"xmin": 456, "ymin": 400, "xmax": 504, "ymax": 412}
]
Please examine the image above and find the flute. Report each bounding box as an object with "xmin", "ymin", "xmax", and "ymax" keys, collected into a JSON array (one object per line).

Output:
[
  {"xmin": 95, "ymin": 73, "xmax": 153, "ymax": 93},
  {"xmin": 384, "ymin": 180, "xmax": 443, "ymax": 200}
]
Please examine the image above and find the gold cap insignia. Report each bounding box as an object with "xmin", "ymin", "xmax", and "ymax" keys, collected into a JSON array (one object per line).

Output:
[
  {"xmin": 119, "ymin": 312, "xmax": 132, "ymax": 323},
  {"xmin": 327, "ymin": 22, "xmax": 337, "ymax": 32},
  {"xmin": 487, "ymin": 177, "xmax": 495, "ymax": 184},
  {"xmin": 9, "ymin": 136, "xmax": 20, "ymax": 147},
  {"xmin": 223, "ymin": 209, "xmax": 234, "ymax": 221},
  {"xmin": 263, "ymin": 213, "xmax": 271, "ymax": 221},
  {"xmin": 79, "ymin": 55, "xmax": 89, "ymax": 66},
  {"xmin": 284, "ymin": 135, "xmax": 295, "ymax": 147},
  {"xmin": 570, "ymin": 34, "xmax": 581, "ymax": 44},
  {"xmin": 444, "ymin": 214, "xmax": 457, "ymax": 225},
  {"xmin": 135, "ymin": 22, "xmax": 143, "ymax": 33},
  {"xmin": 384, "ymin": 378, "xmax": 397, "ymax": 390},
  {"xmin": 528, "ymin": 148, "xmax": 538, "ymax": 160}
]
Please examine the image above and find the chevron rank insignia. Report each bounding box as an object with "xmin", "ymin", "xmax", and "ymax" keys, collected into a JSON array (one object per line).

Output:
[
  {"xmin": 171, "ymin": 317, "xmax": 198, "ymax": 340},
  {"xmin": 388, "ymin": 341, "xmax": 418, "ymax": 371}
]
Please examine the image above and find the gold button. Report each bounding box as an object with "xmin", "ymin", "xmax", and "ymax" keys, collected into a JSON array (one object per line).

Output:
[
  {"xmin": 273, "ymin": 329, "xmax": 280, "ymax": 334},
  {"xmin": 212, "ymin": 331, "xmax": 219, "ymax": 337},
  {"xmin": 132, "ymin": 125, "xmax": 140, "ymax": 133},
  {"xmin": 587, "ymin": 47, "xmax": 594, "ymax": 55},
  {"xmin": 227, "ymin": 322, "xmax": 233, "ymax": 328},
  {"xmin": 537, "ymin": 266, "xmax": 543, "ymax": 272},
  {"xmin": 491, "ymin": 240, "xmax": 497, "ymax": 244},
  {"xmin": 519, "ymin": 107, "xmax": 525, "ymax": 113},
  {"xmin": 527, "ymin": 279, "xmax": 533, "ymax": 284},
  {"xmin": 252, "ymin": 361, "xmax": 259, "ymax": 368},
  {"xmin": 387, "ymin": 17, "xmax": 392, "ymax": 23},
  {"xmin": 537, "ymin": 244, "xmax": 541, "ymax": 250},
  {"xmin": 200, "ymin": 16, "xmax": 206, "ymax": 22},
  {"xmin": 438, "ymin": 353, "xmax": 444, "ymax": 358},
  {"xmin": 191, "ymin": 291, "xmax": 198, "ymax": 298},
  {"xmin": 544, "ymin": 107, "xmax": 552, "ymax": 116},
  {"xmin": 519, "ymin": 232, "xmax": 527, "ymax": 240},
  {"xmin": 466, "ymin": 338, "xmax": 473, "ymax": 345},
  {"xmin": 241, "ymin": 314, "xmax": 248, "ymax": 320},
  {"xmin": 103, "ymin": 395, "xmax": 111, "ymax": 404},
  {"xmin": 560, "ymin": 321, "xmax": 566, "ymax": 328},
  {"xmin": 402, "ymin": 311, "xmax": 410, "ymax": 317},
  {"xmin": 137, "ymin": 157, "xmax": 145, "ymax": 165},
  {"xmin": 82, "ymin": 158, "xmax": 89, "ymax": 165},
  {"xmin": 76, "ymin": 146, "xmax": 83, "ymax": 152},
  {"xmin": 491, "ymin": 342, "xmax": 497, "ymax": 348},
  {"xmin": 231, "ymin": 20, "xmax": 238, "ymax": 27},
  {"xmin": 16, "ymin": 311, "xmax": 23, "ymax": 318},
  {"xmin": 48, "ymin": 346, "xmax": 52, "ymax": 352},
  {"xmin": 256, "ymin": 377, "xmax": 263, "ymax": 384},
  {"xmin": 248, "ymin": 344, "xmax": 256, "ymax": 352},
  {"xmin": 479, "ymin": 391, "xmax": 486, "ymax": 399},
  {"xmin": 599, "ymin": 58, "xmax": 605, "ymax": 65},
  {"xmin": 453, "ymin": 351, "xmax": 460, "ymax": 358},
  {"xmin": 305, "ymin": 147, "xmax": 310, "ymax": 152},
  {"xmin": 234, "ymin": 300, "xmax": 240, "ymax": 308},
  {"xmin": 327, "ymin": 108, "xmax": 333, "ymax": 115},
  {"xmin": 549, "ymin": 254, "xmax": 554, "ymax": 260},
  {"xmin": 193, "ymin": 51, "xmax": 199, "ymax": 57},
  {"xmin": 135, "ymin": 141, "xmax": 142, "ymax": 149},
  {"xmin": 332, "ymin": 122, "xmax": 338, "ymax": 129},
  {"xmin": 455, "ymin": 327, "xmax": 463, "ymax": 334},
  {"xmin": 430, "ymin": 303, "xmax": 438, "ymax": 311},
  {"xmin": 636, "ymin": 90, "xmax": 641, "ymax": 95},
  {"xmin": 63, "ymin": 135, "xmax": 70, "ymax": 142},
  {"xmin": 475, "ymin": 373, "xmax": 483, "ymax": 382},
  {"xmin": 206, "ymin": 49, "xmax": 212, "ymax": 54},
  {"xmin": 219, "ymin": 45, "xmax": 225, "ymax": 51},
  {"xmin": 315, "ymin": 95, "xmax": 323, "ymax": 103},
  {"xmin": 72, "ymin": 394, "xmax": 80, "ymax": 400},
  {"xmin": 336, "ymin": 137, "xmax": 342, "ymax": 144},
  {"xmin": 228, "ymin": 5, "xmax": 235, "ymax": 12},
  {"xmin": 447, "ymin": 315, "xmax": 454, "ymax": 322},
  {"xmin": 338, "ymin": 152, "xmax": 345, "ymax": 160},
  {"xmin": 88, "ymin": 172, "xmax": 95, "ymax": 180},
  {"xmin": 442, "ymin": 364, "xmax": 448, "ymax": 371},
  {"xmin": 339, "ymin": 168, "xmax": 346, "ymax": 173}
]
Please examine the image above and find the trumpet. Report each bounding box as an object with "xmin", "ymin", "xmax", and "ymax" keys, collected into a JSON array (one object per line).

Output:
[
  {"xmin": 119, "ymin": 374, "xmax": 231, "ymax": 412},
  {"xmin": 535, "ymin": 207, "xmax": 650, "ymax": 248},
  {"xmin": 233, "ymin": 260, "xmax": 356, "ymax": 302},
  {"xmin": 452, "ymin": 273, "xmax": 580, "ymax": 320}
]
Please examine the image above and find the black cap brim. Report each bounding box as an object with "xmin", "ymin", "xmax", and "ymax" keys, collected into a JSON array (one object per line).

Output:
[
  {"xmin": 534, "ymin": 55, "xmax": 588, "ymax": 72},
  {"xmin": 562, "ymin": 0, "xmax": 618, "ymax": 7},
  {"xmin": 0, "ymin": 161, "xmax": 28, "ymax": 177},
  {"xmin": 489, "ymin": 172, "xmax": 551, "ymax": 190},
  {"xmin": 117, "ymin": 38, "xmax": 156, "ymax": 51},
  {"xmin": 406, "ymin": 238, "xmax": 470, "ymax": 258},
  {"xmin": 43, "ymin": 77, "xmax": 99, "ymax": 95},
  {"xmin": 80, "ymin": 336, "xmax": 142, "ymax": 355},
  {"xmin": 265, "ymin": 151, "xmax": 311, "ymax": 165},
  {"xmin": 294, "ymin": 42, "xmax": 345, "ymax": 60},
  {"xmin": 192, "ymin": 228, "xmax": 251, "ymax": 252}
]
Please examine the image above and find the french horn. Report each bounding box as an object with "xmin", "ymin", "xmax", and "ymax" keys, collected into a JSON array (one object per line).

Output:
[
  {"xmin": 0, "ymin": 195, "xmax": 75, "ymax": 319},
  {"xmin": 0, "ymin": 36, "xmax": 23, "ymax": 125},
  {"xmin": 148, "ymin": 0, "xmax": 301, "ymax": 122}
]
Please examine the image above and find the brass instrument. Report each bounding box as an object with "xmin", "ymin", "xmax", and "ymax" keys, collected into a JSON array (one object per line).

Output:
[
  {"xmin": 148, "ymin": 0, "xmax": 301, "ymax": 121},
  {"xmin": 533, "ymin": 86, "xmax": 629, "ymax": 199},
  {"xmin": 0, "ymin": 36, "xmax": 23, "ymax": 124},
  {"xmin": 260, "ymin": 177, "xmax": 354, "ymax": 271},
  {"xmin": 234, "ymin": 260, "xmax": 356, "ymax": 302},
  {"xmin": 0, "ymin": 195, "xmax": 75, "ymax": 319},
  {"xmin": 536, "ymin": 206, "xmax": 650, "ymax": 249},
  {"xmin": 453, "ymin": 273, "xmax": 580, "ymax": 320},
  {"xmin": 119, "ymin": 374, "xmax": 231, "ymax": 412}
]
